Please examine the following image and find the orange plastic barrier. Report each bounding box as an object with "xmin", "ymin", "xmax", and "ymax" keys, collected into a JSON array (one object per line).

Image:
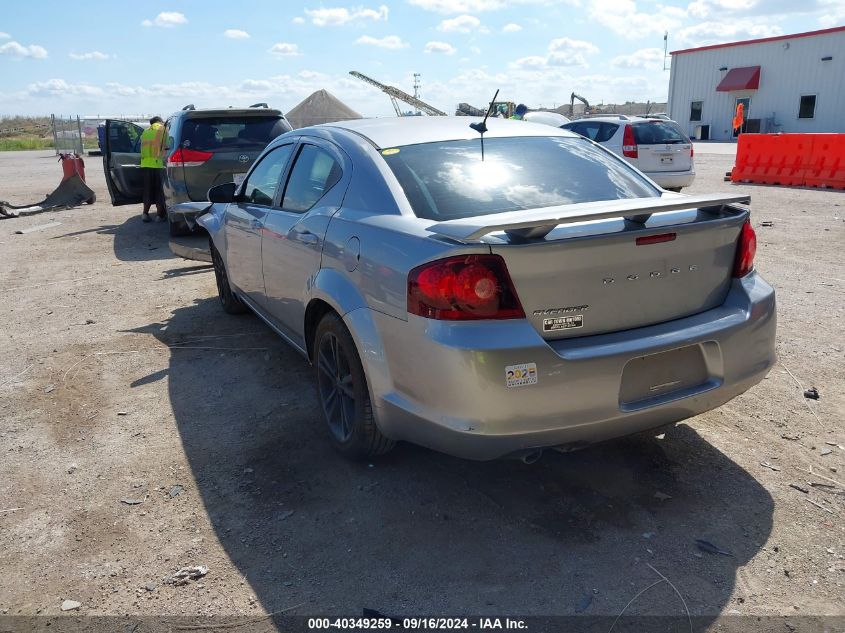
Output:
[
  {"xmin": 803, "ymin": 134, "xmax": 845, "ymax": 190},
  {"xmin": 731, "ymin": 133, "xmax": 845, "ymax": 189},
  {"xmin": 59, "ymin": 153, "xmax": 86, "ymax": 183}
]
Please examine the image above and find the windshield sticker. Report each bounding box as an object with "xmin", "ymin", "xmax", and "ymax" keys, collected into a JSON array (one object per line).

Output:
[
  {"xmin": 381, "ymin": 148, "xmax": 400, "ymax": 155},
  {"xmin": 543, "ymin": 315, "xmax": 584, "ymax": 332},
  {"xmin": 506, "ymin": 363, "xmax": 538, "ymax": 388}
]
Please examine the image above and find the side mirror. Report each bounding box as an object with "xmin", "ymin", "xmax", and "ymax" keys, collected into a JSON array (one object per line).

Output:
[{"xmin": 208, "ymin": 182, "xmax": 238, "ymax": 203}]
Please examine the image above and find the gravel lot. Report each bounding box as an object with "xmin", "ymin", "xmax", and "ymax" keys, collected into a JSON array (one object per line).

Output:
[{"xmin": 0, "ymin": 147, "xmax": 842, "ymax": 627}]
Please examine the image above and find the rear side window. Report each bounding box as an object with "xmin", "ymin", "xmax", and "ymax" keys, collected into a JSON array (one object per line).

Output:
[
  {"xmin": 563, "ymin": 122, "xmax": 618, "ymax": 143},
  {"xmin": 243, "ymin": 144, "xmax": 294, "ymax": 206},
  {"xmin": 381, "ymin": 136, "xmax": 658, "ymax": 221},
  {"xmin": 180, "ymin": 116, "xmax": 290, "ymax": 151},
  {"xmin": 633, "ymin": 121, "xmax": 689, "ymax": 144},
  {"xmin": 281, "ymin": 145, "xmax": 343, "ymax": 213}
]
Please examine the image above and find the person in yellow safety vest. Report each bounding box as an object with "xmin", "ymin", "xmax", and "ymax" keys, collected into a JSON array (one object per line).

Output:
[
  {"xmin": 509, "ymin": 103, "xmax": 528, "ymax": 120},
  {"xmin": 140, "ymin": 116, "xmax": 166, "ymax": 223}
]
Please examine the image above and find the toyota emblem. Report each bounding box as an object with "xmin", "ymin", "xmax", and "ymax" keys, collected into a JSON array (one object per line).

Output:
[{"xmin": 238, "ymin": 154, "xmax": 250, "ymax": 164}]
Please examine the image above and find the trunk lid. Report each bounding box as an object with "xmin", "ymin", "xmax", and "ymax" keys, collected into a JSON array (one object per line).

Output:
[
  {"xmin": 632, "ymin": 121, "xmax": 693, "ymax": 173},
  {"xmin": 426, "ymin": 194, "xmax": 749, "ymax": 340}
]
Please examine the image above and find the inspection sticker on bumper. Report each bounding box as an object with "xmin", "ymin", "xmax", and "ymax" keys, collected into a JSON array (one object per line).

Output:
[
  {"xmin": 506, "ymin": 363, "xmax": 538, "ymax": 388},
  {"xmin": 543, "ymin": 315, "xmax": 583, "ymax": 332}
]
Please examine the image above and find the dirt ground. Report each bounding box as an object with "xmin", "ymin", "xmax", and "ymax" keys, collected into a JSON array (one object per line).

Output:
[{"xmin": 0, "ymin": 147, "xmax": 843, "ymax": 628}]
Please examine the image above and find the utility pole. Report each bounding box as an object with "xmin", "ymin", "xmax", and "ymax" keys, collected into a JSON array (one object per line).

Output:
[
  {"xmin": 413, "ymin": 73, "xmax": 422, "ymax": 115},
  {"xmin": 663, "ymin": 32, "xmax": 670, "ymax": 71}
]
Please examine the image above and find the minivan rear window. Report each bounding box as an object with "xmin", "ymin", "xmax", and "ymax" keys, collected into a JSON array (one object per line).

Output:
[
  {"xmin": 632, "ymin": 121, "xmax": 689, "ymax": 145},
  {"xmin": 381, "ymin": 136, "xmax": 658, "ymax": 221},
  {"xmin": 180, "ymin": 116, "xmax": 289, "ymax": 151}
]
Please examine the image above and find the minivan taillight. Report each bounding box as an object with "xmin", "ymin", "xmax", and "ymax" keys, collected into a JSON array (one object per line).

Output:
[
  {"xmin": 733, "ymin": 221, "xmax": 757, "ymax": 278},
  {"xmin": 408, "ymin": 255, "xmax": 525, "ymax": 320},
  {"xmin": 168, "ymin": 148, "xmax": 213, "ymax": 167},
  {"xmin": 622, "ymin": 124, "xmax": 638, "ymax": 158}
]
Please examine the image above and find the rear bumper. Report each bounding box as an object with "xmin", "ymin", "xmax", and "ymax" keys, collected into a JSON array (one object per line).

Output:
[
  {"xmin": 358, "ymin": 272, "xmax": 775, "ymax": 460},
  {"xmin": 649, "ymin": 169, "xmax": 696, "ymax": 189}
]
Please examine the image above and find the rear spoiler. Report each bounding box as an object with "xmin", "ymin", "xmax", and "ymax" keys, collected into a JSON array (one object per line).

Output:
[{"xmin": 426, "ymin": 193, "xmax": 750, "ymax": 241}]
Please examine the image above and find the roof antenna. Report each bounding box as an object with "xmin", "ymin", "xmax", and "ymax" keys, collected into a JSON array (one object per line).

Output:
[{"xmin": 469, "ymin": 88, "xmax": 499, "ymax": 161}]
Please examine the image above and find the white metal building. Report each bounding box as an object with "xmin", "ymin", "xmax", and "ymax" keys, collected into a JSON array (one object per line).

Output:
[{"xmin": 667, "ymin": 26, "xmax": 845, "ymax": 141}]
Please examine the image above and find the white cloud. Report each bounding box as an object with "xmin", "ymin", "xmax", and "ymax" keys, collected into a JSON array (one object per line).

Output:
[
  {"xmin": 224, "ymin": 29, "xmax": 250, "ymax": 39},
  {"xmin": 511, "ymin": 55, "xmax": 547, "ymax": 68},
  {"xmin": 141, "ymin": 12, "xmax": 188, "ymax": 28},
  {"xmin": 675, "ymin": 20, "xmax": 782, "ymax": 47},
  {"xmin": 27, "ymin": 78, "xmax": 102, "ymax": 97},
  {"xmin": 819, "ymin": 0, "xmax": 845, "ymax": 26},
  {"xmin": 611, "ymin": 47, "xmax": 664, "ymax": 68},
  {"xmin": 502, "ymin": 23, "xmax": 522, "ymax": 32},
  {"xmin": 292, "ymin": 16, "xmax": 306, "ymax": 24},
  {"xmin": 547, "ymin": 37, "xmax": 599, "ymax": 66},
  {"xmin": 0, "ymin": 41, "xmax": 48, "ymax": 59},
  {"xmin": 69, "ymin": 50, "xmax": 110, "ymax": 61},
  {"xmin": 0, "ymin": 32, "xmax": 10, "ymax": 39},
  {"xmin": 438, "ymin": 14, "xmax": 482, "ymax": 32},
  {"xmin": 470, "ymin": 45, "xmax": 482, "ymax": 54},
  {"xmin": 355, "ymin": 35, "xmax": 408, "ymax": 49},
  {"xmin": 425, "ymin": 41, "xmax": 457, "ymax": 54},
  {"xmin": 269, "ymin": 42, "xmax": 301, "ymax": 56},
  {"xmin": 587, "ymin": 0, "xmax": 683, "ymax": 38},
  {"xmin": 304, "ymin": 5, "xmax": 388, "ymax": 26},
  {"xmin": 409, "ymin": 0, "xmax": 511, "ymax": 12}
]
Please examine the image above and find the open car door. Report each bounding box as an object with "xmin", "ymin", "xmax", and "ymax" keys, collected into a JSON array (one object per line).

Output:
[{"xmin": 103, "ymin": 119, "xmax": 145, "ymax": 206}]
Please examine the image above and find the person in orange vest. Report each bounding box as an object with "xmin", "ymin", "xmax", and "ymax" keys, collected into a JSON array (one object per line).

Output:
[
  {"xmin": 140, "ymin": 116, "xmax": 166, "ymax": 222},
  {"xmin": 732, "ymin": 103, "xmax": 745, "ymax": 134}
]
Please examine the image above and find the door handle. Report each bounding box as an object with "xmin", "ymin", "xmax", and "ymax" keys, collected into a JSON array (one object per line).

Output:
[{"xmin": 295, "ymin": 231, "xmax": 318, "ymax": 245}]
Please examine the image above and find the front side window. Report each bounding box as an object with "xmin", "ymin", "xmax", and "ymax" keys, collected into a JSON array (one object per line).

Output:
[
  {"xmin": 243, "ymin": 144, "xmax": 294, "ymax": 206},
  {"xmin": 381, "ymin": 136, "xmax": 658, "ymax": 221},
  {"xmin": 690, "ymin": 101, "xmax": 703, "ymax": 122},
  {"xmin": 798, "ymin": 95, "xmax": 816, "ymax": 119},
  {"xmin": 281, "ymin": 145, "xmax": 343, "ymax": 213}
]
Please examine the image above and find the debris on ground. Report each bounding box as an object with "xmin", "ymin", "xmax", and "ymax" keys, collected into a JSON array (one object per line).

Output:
[
  {"xmin": 806, "ymin": 499, "xmax": 835, "ymax": 514},
  {"xmin": 789, "ymin": 484, "xmax": 809, "ymax": 494},
  {"xmin": 761, "ymin": 221, "xmax": 774, "ymax": 227},
  {"xmin": 761, "ymin": 462, "xmax": 781, "ymax": 472},
  {"xmin": 695, "ymin": 539, "xmax": 734, "ymax": 557},
  {"xmin": 168, "ymin": 485, "xmax": 183, "ymax": 499},
  {"xmin": 654, "ymin": 491, "xmax": 672, "ymax": 501},
  {"xmin": 804, "ymin": 387, "xmax": 820, "ymax": 400},
  {"xmin": 820, "ymin": 449, "xmax": 833, "ymax": 456},
  {"xmin": 280, "ymin": 510, "xmax": 295, "ymax": 521},
  {"xmin": 43, "ymin": 384, "xmax": 55, "ymax": 394},
  {"xmin": 14, "ymin": 222, "xmax": 62, "ymax": 235},
  {"xmin": 145, "ymin": 583, "xmax": 157, "ymax": 592},
  {"xmin": 120, "ymin": 498, "xmax": 144, "ymax": 506},
  {"xmin": 67, "ymin": 463, "xmax": 78, "ymax": 474},
  {"xmin": 60, "ymin": 600, "xmax": 81, "ymax": 611},
  {"xmin": 167, "ymin": 565, "xmax": 208, "ymax": 586}
]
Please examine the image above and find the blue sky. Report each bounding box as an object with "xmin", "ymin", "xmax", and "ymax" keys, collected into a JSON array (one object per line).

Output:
[{"xmin": 1, "ymin": 0, "xmax": 843, "ymax": 117}]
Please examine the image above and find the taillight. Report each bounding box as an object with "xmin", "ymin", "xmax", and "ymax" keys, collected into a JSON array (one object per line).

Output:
[
  {"xmin": 168, "ymin": 148, "xmax": 213, "ymax": 167},
  {"xmin": 622, "ymin": 124, "xmax": 638, "ymax": 158},
  {"xmin": 733, "ymin": 221, "xmax": 757, "ymax": 278},
  {"xmin": 408, "ymin": 255, "xmax": 525, "ymax": 320}
]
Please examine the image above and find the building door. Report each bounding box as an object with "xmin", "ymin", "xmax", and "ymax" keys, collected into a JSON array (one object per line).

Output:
[{"xmin": 733, "ymin": 97, "xmax": 751, "ymax": 137}]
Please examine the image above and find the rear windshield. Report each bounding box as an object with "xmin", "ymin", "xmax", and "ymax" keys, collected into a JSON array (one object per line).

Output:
[
  {"xmin": 632, "ymin": 121, "xmax": 689, "ymax": 145},
  {"xmin": 180, "ymin": 116, "xmax": 290, "ymax": 151},
  {"xmin": 381, "ymin": 136, "xmax": 658, "ymax": 221}
]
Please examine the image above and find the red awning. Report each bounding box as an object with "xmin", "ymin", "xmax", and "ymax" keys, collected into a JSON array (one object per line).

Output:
[{"xmin": 716, "ymin": 66, "xmax": 761, "ymax": 91}]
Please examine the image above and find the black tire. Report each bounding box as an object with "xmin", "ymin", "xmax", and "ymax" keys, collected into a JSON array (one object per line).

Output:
[
  {"xmin": 313, "ymin": 313, "xmax": 395, "ymax": 459},
  {"xmin": 210, "ymin": 241, "xmax": 247, "ymax": 314},
  {"xmin": 169, "ymin": 217, "xmax": 191, "ymax": 237}
]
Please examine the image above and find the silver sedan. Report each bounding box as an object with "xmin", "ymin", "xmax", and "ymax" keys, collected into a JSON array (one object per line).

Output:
[{"xmin": 184, "ymin": 117, "xmax": 776, "ymax": 461}]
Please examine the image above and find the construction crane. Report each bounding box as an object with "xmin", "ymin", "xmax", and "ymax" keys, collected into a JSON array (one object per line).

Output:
[
  {"xmin": 570, "ymin": 92, "xmax": 590, "ymax": 117},
  {"xmin": 349, "ymin": 71, "xmax": 446, "ymax": 117}
]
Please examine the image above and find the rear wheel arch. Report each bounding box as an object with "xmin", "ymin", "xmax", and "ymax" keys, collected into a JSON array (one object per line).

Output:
[{"xmin": 304, "ymin": 298, "xmax": 337, "ymax": 362}]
